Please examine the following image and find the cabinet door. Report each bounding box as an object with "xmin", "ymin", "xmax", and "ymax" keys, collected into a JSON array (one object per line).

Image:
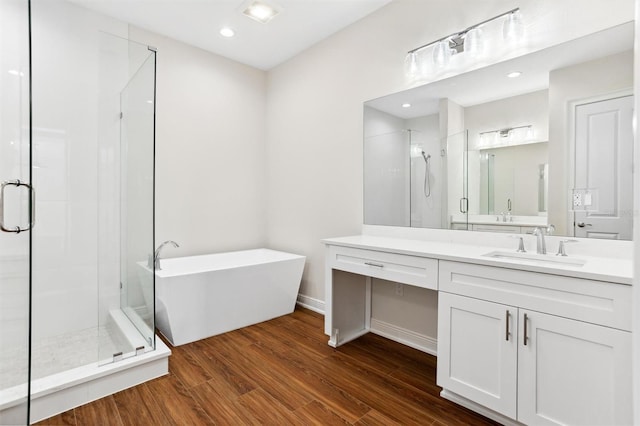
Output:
[
  {"xmin": 518, "ymin": 310, "xmax": 632, "ymax": 425},
  {"xmin": 437, "ymin": 292, "xmax": 518, "ymax": 418}
]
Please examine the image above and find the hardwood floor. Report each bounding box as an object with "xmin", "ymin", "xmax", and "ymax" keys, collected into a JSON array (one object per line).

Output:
[{"xmin": 36, "ymin": 308, "xmax": 498, "ymax": 425}]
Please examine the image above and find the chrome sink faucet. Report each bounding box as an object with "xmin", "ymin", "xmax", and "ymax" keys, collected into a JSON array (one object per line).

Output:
[
  {"xmin": 150, "ymin": 240, "xmax": 180, "ymax": 270},
  {"xmin": 532, "ymin": 225, "xmax": 555, "ymax": 254}
]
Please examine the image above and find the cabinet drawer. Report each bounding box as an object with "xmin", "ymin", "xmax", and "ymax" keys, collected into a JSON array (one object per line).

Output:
[
  {"xmin": 328, "ymin": 246, "xmax": 438, "ymax": 290},
  {"xmin": 439, "ymin": 260, "xmax": 631, "ymax": 331},
  {"xmin": 472, "ymin": 224, "xmax": 520, "ymax": 233}
]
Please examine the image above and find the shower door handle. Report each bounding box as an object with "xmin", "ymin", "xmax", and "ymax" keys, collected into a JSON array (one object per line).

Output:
[
  {"xmin": 0, "ymin": 179, "xmax": 35, "ymax": 233},
  {"xmin": 459, "ymin": 197, "xmax": 468, "ymax": 213}
]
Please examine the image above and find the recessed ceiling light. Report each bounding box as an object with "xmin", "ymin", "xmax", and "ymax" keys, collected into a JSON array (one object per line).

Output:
[
  {"xmin": 507, "ymin": 71, "xmax": 522, "ymax": 78},
  {"xmin": 220, "ymin": 27, "xmax": 235, "ymax": 38},
  {"xmin": 402, "ymin": 103, "xmax": 411, "ymax": 108},
  {"xmin": 242, "ymin": 0, "xmax": 280, "ymax": 24}
]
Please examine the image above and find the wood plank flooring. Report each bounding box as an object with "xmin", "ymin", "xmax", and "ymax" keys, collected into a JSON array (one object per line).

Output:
[{"xmin": 36, "ymin": 308, "xmax": 498, "ymax": 425}]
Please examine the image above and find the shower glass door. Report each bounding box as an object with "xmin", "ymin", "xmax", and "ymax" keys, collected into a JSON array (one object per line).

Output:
[
  {"xmin": 0, "ymin": 0, "xmax": 32, "ymax": 424},
  {"xmin": 446, "ymin": 130, "xmax": 469, "ymax": 230},
  {"xmin": 96, "ymin": 36, "xmax": 156, "ymax": 366},
  {"xmin": 119, "ymin": 49, "xmax": 156, "ymax": 351}
]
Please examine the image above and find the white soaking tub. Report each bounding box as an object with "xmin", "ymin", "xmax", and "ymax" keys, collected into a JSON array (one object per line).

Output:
[{"xmin": 143, "ymin": 248, "xmax": 305, "ymax": 346}]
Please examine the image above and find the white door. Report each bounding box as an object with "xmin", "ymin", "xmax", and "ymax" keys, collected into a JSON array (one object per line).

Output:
[
  {"xmin": 518, "ymin": 310, "xmax": 632, "ymax": 426},
  {"xmin": 437, "ymin": 292, "xmax": 517, "ymax": 418},
  {"xmin": 574, "ymin": 95, "xmax": 634, "ymax": 239}
]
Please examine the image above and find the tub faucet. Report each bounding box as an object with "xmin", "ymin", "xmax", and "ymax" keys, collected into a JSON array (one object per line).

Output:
[
  {"xmin": 532, "ymin": 225, "xmax": 555, "ymax": 254},
  {"xmin": 151, "ymin": 240, "xmax": 180, "ymax": 270}
]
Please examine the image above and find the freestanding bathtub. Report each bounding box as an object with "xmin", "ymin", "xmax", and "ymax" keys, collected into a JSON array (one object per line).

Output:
[{"xmin": 142, "ymin": 248, "xmax": 305, "ymax": 346}]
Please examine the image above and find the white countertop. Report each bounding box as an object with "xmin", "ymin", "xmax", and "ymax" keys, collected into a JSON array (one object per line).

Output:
[
  {"xmin": 450, "ymin": 214, "xmax": 547, "ymax": 227},
  {"xmin": 323, "ymin": 235, "xmax": 632, "ymax": 285}
]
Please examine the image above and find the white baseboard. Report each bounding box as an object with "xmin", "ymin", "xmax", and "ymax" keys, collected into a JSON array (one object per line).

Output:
[
  {"xmin": 296, "ymin": 294, "xmax": 325, "ymax": 314},
  {"xmin": 369, "ymin": 318, "xmax": 437, "ymax": 356}
]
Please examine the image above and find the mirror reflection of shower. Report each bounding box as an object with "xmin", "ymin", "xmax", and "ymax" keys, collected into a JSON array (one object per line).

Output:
[{"xmin": 421, "ymin": 150, "xmax": 431, "ymax": 198}]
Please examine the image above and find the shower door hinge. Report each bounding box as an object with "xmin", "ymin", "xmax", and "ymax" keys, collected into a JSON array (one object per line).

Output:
[
  {"xmin": 120, "ymin": 282, "xmax": 123, "ymax": 289},
  {"xmin": 119, "ymin": 112, "xmax": 123, "ymax": 119}
]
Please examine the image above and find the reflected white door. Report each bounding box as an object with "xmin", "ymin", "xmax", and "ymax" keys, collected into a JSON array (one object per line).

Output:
[{"xmin": 574, "ymin": 95, "xmax": 633, "ymax": 239}]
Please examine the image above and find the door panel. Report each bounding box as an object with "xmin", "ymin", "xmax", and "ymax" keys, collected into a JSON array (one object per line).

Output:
[
  {"xmin": 518, "ymin": 310, "xmax": 632, "ymax": 425},
  {"xmin": 574, "ymin": 95, "xmax": 633, "ymax": 239}
]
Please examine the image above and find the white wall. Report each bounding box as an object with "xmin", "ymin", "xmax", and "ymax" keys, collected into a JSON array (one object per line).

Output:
[
  {"xmin": 265, "ymin": 0, "xmax": 635, "ymax": 313},
  {"xmin": 129, "ymin": 26, "xmax": 268, "ymax": 257}
]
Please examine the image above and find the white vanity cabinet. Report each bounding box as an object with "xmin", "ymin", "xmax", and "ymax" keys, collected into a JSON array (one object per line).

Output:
[
  {"xmin": 438, "ymin": 260, "xmax": 632, "ymax": 425},
  {"xmin": 437, "ymin": 293, "xmax": 518, "ymax": 418}
]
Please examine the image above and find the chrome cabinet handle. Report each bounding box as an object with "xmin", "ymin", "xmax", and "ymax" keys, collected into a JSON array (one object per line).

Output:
[
  {"xmin": 364, "ymin": 262, "xmax": 384, "ymax": 268},
  {"xmin": 523, "ymin": 313, "xmax": 529, "ymax": 346},
  {"xmin": 505, "ymin": 310, "xmax": 511, "ymax": 341},
  {"xmin": 576, "ymin": 222, "xmax": 592, "ymax": 228},
  {"xmin": 0, "ymin": 179, "xmax": 35, "ymax": 233}
]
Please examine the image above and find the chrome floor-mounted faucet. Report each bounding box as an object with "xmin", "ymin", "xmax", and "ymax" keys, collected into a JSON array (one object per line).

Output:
[{"xmin": 150, "ymin": 240, "xmax": 180, "ymax": 270}]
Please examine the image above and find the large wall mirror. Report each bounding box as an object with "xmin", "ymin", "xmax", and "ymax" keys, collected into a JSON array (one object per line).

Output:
[{"xmin": 364, "ymin": 21, "xmax": 634, "ymax": 239}]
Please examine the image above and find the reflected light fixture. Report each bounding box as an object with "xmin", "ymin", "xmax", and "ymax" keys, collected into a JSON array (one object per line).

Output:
[
  {"xmin": 220, "ymin": 27, "xmax": 235, "ymax": 38},
  {"xmin": 478, "ymin": 124, "xmax": 535, "ymax": 148},
  {"xmin": 405, "ymin": 8, "xmax": 523, "ymax": 79},
  {"xmin": 503, "ymin": 10, "xmax": 525, "ymax": 43},
  {"xmin": 402, "ymin": 103, "xmax": 411, "ymax": 108},
  {"xmin": 242, "ymin": 0, "xmax": 280, "ymax": 24},
  {"xmin": 507, "ymin": 71, "xmax": 522, "ymax": 78}
]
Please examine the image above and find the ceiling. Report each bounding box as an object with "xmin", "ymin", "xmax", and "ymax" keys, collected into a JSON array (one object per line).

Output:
[{"xmin": 67, "ymin": 0, "xmax": 392, "ymax": 70}]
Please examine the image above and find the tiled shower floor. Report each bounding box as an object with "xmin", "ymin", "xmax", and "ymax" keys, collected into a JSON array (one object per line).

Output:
[{"xmin": 0, "ymin": 323, "xmax": 133, "ymax": 390}]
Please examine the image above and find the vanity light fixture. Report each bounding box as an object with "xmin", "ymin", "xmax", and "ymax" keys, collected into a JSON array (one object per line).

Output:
[
  {"xmin": 479, "ymin": 124, "xmax": 535, "ymax": 148},
  {"xmin": 220, "ymin": 27, "xmax": 235, "ymax": 38},
  {"xmin": 405, "ymin": 8, "xmax": 524, "ymax": 79},
  {"xmin": 242, "ymin": 0, "xmax": 280, "ymax": 24}
]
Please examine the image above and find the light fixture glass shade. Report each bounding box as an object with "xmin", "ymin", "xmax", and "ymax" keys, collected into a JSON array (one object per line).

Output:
[
  {"xmin": 503, "ymin": 10, "xmax": 524, "ymax": 43},
  {"xmin": 432, "ymin": 39, "xmax": 452, "ymax": 68},
  {"xmin": 404, "ymin": 52, "xmax": 420, "ymax": 81},
  {"xmin": 464, "ymin": 27, "xmax": 484, "ymax": 57}
]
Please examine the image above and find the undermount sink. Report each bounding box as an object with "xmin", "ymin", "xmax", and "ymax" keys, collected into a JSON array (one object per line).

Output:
[{"xmin": 482, "ymin": 251, "xmax": 586, "ymax": 267}]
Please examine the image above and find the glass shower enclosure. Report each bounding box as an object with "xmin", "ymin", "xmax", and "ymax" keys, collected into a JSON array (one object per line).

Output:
[
  {"xmin": 0, "ymin": 0, "xmax": 32, "ymax": 423},
  {"xmin": 0, "ymin": 2, "xmax": 157, "ymax": 423}
]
